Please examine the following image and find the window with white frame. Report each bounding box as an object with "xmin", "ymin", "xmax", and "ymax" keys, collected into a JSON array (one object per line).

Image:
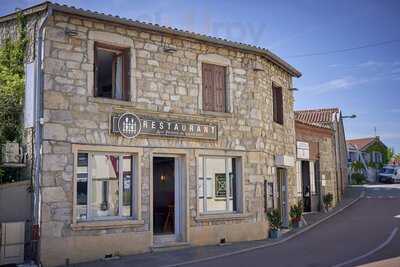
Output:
[
  {"xmin": 197, "ymin": 156, "xmax": 241, "ymax": 213},
  {"xmin": 76, "ymin": 152, "xmax": 136, "ymax": 221}
]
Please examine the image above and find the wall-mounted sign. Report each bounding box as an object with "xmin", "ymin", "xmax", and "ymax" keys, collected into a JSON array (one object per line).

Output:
[
  {"xmin": 111, "ymin": 113, "xmax": 218, "ymax": 140},
  {"xmin": 297, "ymin": 141, "xmax": 310, "ymax": 159}
]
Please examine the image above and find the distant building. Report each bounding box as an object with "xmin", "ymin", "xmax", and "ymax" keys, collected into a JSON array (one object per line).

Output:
[
  {"xmin": 295, "ymin": 119, "xmax": 338, "ymax": 212},
  {"xmin": 347, "ymin": 137, "xmax": 387, "ymax": 182},
  {"xmin": 295, "ymin": 108, "xmax": 348, "ymax": 202}
]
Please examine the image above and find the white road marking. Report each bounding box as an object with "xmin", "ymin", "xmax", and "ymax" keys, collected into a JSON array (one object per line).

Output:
[
  {"xmin": 394, "ymin": 214, "xmax": 400, "ymax": 219},
  {"xmin": 332, "ymin": 227, "xmax": 398, "ymax": 267}
]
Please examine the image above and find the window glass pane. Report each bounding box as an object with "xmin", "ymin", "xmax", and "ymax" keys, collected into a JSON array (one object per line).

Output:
[
  {"xmin": 91, "ymin": 154, "xmax": 119, "ymax": 218},
  {"xmin": 122, "ymin": 155, "xmax": 133, "ymax": 217},
  {"xmin": 227, "ymin": 158, "xmax": 236, "ymax": 212},
  {"xmin": 205, "ymin": 157, "xmax": 227, "ymax": 212},
  {"xmin": 197, "ymin": 157, "xmax": 204, "ymax": 213},
  {"xmin": 115, "ymin": 55, "xmax": 123, "ymax": 100},
  {"xmin": 96, "ymin": 49, "xmax": 114, "ymax": 99},
  {"xmin": 76, "ymin": 153, "xmax": 88, "ymax": 221}
]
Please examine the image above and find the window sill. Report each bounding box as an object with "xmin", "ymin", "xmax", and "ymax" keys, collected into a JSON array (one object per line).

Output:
[
  {"xmin": 71, "ymin": 219, "xmax": 144, "ymax": 231},
  {"xmin": 195, "ymin": 213, "xmax": 251, "ymax": 222},
  {"xmin": 88, "ymin": 96, "xmax": 133, "ymax": 107},
  {"xmin": 200, "ymin": 110, "xmax": 233, "ymax": 118}
]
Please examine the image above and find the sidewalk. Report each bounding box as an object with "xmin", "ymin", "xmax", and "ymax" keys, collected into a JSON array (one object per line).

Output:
[{"xmin": 76, "ymin": 186, "xmax": 364, "ymax": 267}]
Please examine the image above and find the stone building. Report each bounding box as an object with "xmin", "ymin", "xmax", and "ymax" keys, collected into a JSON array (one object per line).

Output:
[
  {"xmin": 295, "ymin": 108, "xmax": 348, "ymax": 204},
  {"xmin": 0, "ymin": 2, "xmax": 302, "ymax": 266},
  {"xmin": 295, "ymin": 120, "xmax": 338, "ymax": 212}
]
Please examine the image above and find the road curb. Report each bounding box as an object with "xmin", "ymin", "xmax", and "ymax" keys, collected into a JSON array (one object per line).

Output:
[{"xmin": 164, "ymin": 190, "xmax": 366, "ymax": 267}]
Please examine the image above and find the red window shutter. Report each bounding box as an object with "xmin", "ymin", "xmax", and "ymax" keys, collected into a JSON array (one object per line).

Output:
[
  {"xmin": 202, "ymin": 63, "xmax": 215, "ymax": 111},
  {"xmin": 214, "ymin": 65, "xmax": 226, "ymax": 112},
  {"xmin": 122, "ymin": 48, "xmax": 130, "ymax": 101}
]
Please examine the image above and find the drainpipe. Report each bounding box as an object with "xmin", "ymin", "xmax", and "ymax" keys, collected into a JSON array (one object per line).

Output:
[{"xmin": 33, "ymin": 5, "xmax": 52, "ymax": 264}]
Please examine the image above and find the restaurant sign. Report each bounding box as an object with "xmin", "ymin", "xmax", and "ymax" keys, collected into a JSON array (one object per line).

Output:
[{"xmin": 111, "ymin": 113, "xmax": 218, "ymax": 140}]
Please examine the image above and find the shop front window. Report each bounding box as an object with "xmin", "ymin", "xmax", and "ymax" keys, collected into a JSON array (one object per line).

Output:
[
  {"xmin": 197, "ymin": 156, "xmax": 240, "ymax": 213},
  {"xmin": 75, "ymin": 152, "xmax": 135, "ymax": 221}
]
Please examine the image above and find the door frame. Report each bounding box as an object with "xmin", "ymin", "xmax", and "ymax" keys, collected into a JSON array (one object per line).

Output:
[
  {"xmin": 277, "ymin": 168, "xmax": 289, "ymax": 228},
  {"xmin": 149, "ymin": 149, "xmax": 188, "ymax": 245}
]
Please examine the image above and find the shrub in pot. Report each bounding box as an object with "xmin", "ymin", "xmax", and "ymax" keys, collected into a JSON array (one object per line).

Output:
[
  {"xmin": 267, "ymin": 209, "xmax": 282, "ymax": 239},
  {"xmin": 323, "ymin": 193, "xmax": 333, "ymax": 211},
  {"xmin": 290, "ymin": 201, "xmax": 303, "ymax": 229}
]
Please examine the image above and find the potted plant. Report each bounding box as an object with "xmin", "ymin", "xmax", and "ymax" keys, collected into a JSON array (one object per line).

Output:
[
  {"xmin": 323, "ymin": 193, "xmax": 333, "ymax": 211},
  {"xmin": 290, "ymin": 201, "xmax": 303, "ymax": 229},
  {"xmin": 267, "ymin": 209, "xmax": 282, "ymax": 239}
]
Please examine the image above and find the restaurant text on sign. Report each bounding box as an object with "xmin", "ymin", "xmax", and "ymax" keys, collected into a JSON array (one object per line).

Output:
[{"xmin": 111, "ymin": 113, "xmax": 218, "ymax": 140}]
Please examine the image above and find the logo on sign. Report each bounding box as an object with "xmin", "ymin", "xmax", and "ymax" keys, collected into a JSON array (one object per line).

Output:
[{"xmin": 117, "ymin": 113, "xmax": 142, "ymax": 138}]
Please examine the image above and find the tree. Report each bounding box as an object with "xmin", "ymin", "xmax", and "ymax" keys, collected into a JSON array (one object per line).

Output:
[{"xmin": 0, "ymin": 13, "xmax": 27, "ymax": 182}]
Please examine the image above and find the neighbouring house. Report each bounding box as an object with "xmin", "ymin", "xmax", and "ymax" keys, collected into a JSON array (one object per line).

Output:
[
  {"xmin": 295, "ymin": 119, "xmax": 338, "ymax": 212},
  {"xmin": 0, "ymin": 2, "xmax": 302, "ymax": 266},
  {"xmin": 347, "ymin": 136, "xmax": 388, "ymax": 182},
  {"xmin": 295, "ymin": 108, "xmax": 348, "ymax": 203}
]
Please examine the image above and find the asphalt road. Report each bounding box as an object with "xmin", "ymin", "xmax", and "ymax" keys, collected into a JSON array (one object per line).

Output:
[{"xmin": 188, "ymin": 184, "xmax": 400, "ymax": 267}]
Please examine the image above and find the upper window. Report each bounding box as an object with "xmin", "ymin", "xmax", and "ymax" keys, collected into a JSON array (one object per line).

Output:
[
  {"xmin": 76, "ymin": 152, "xmax": 136, "ymax": 221},
  {"xmin": 94, "ymin": 43, "xmax": 130, "ymax": 101},
  {"xmin": 202, "ymin": 63, "xmax": 227, "ymax": 113},
  {"xmin": 272, "ymin": 85, "xmax": 283, "ymax": 124},
  {"xmin": 197, "ymin": 156, "xmax": 241, "ymax": 213}
]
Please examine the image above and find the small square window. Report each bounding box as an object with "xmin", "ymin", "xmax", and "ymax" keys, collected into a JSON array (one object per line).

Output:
[{"xmin": 94, "ymin": 43, "xmax": 130, "ymax": 101}]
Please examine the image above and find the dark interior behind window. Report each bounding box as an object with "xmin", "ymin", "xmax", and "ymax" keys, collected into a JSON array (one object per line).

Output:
[{"xmin": 94, "ymin": 43, "xmax": 130, "ymax": 101}]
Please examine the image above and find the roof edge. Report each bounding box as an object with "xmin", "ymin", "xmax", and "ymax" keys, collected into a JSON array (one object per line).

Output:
[{"xmin": 0, "ymin": 1, "xmax": 301, "ymax": 78}]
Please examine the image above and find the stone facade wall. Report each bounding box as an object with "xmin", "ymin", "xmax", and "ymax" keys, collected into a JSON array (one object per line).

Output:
[
  {"xmin": 295, "ymin": 122, "xmax": 338, "ymax": 206},
  {"xmin": 36, "ymin": 11, "xmax": 298, "ymax": 266}
]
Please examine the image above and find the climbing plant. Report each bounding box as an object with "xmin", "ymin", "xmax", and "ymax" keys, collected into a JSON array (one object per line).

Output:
[
  {"xmin": 0, "ymin": 13, "xmax": 27, "ymax": 144},
  {"xmin": 0, "ymin": 12, "xmax": 27, "ymax": 180}
]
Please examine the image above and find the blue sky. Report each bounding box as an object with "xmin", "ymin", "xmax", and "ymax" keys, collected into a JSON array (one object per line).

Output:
[{"xmin": 2, "ymin": 0, "xmax": 400, "ymax": 151}]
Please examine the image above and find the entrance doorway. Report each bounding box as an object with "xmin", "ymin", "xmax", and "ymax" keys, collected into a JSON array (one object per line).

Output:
[
  {"xmin": 153, "ymin": 157, "xmax": 175, "ymax": 235},
  {"xmin": 276, "ymin": 168, "xmax": 288, "ymax": 228},
  {"xmin": 301, "ymin": 161, "xmax": 311, "ymax": 212}
]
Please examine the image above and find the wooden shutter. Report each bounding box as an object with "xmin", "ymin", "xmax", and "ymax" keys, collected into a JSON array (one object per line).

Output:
[
  {"xmin": 94, "ymin": 42, "xmax": 99, "ymax": 97},
  {"xmin": 273, "ymin": 85, "xmax": 283, "ymax": 124},
  {"xmin": 202, "ymin": 63, "xmax": 214, "ymax": 111},
  {"xmin": 214, "ymin": 65, "xmax": 226, "ymax": 112},
  {"xmin": 122, "ymin": 48, "xmax": 130, "ymax": 101},
  {"xmin": 272, "ymin": 86, "xmax": 278, "ymax": 122},
  {"xmin": 202, "ymin": 63, "xmax": 226, "ymax": 112}
]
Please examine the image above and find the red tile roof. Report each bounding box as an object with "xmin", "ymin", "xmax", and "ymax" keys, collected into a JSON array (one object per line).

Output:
[
  {"xmin": 294, "ymin": 108, "xmax": 340, "ymax": 128},
  {"xmin": 346, "ymin": 137, "xmax": 377, "ymax": 151}
]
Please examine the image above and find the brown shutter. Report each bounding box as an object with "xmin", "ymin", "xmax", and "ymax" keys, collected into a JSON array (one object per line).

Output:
[
  {"xmin": 202, "ymin": 63, "xmax": 226, "ymax": 112},
  {"xmin": 214, "ymin": 65, "xmax": 226, "ymax": 112},
  {"xmin": 272, "ymin": 85, "xmax": 283, "ymax": 124},
  {"xmin": 277, "ymin": 87, "xmax": 283, "ymax": 124},
  {"xmin": 272, "ymin": 86, "xmax": 278, "ymax": 122},
  {"xmin": 122, "ymin": 48, "xmax": 130, "ymax": 101},
  {"xmin": 94, "ymin": 42, "xmax": 98, "ymax": 97},
  {"xmin": 202, "ymin": 63, "xmax": 215, "ymax": 111}
]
